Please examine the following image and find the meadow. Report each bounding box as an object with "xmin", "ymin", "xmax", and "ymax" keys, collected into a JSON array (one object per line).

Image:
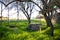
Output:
[{"xmin": 0, "ymin": 20, "xmax": 60, "ymax": 40}]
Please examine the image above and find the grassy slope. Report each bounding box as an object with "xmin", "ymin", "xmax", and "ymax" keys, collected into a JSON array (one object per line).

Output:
[{"xmin": 0, "ymin": 20, "xmax": 60, "ymax": 40}]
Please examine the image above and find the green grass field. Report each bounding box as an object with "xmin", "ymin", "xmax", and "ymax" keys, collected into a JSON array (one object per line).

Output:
[{"xmin": 0, "ymin": 20, "xmax": 60, "ymax": 40}]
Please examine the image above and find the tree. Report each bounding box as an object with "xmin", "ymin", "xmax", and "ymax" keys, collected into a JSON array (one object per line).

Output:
[
  {"xmin": 20, "ymin": 2, "xmax": 34, "ymax": 24},
  {"xmin": 35, "ymin": 0, "xmax": 60, "ymax": 36},
  {"xmin": 0, "ymin": 2, "xmax": 3, "ymax": 25},
  {"xmin": 2, "ymin": 0, "xmax": 34, "ymax": 24},
  {"xmin": 31, "ymin": 0, "xmax": 58, "ymax": 36},
  {"xmin": 55, "ymin": 0, "xmax": 60, "ymax": 8},
  {"xmin": 0, "ymin": 0, "xmax": 6, "ymax": 25},
  {"xmin": 1, "ymin": 0, "xmax": 59, "ymax": 36},
  {"xmin": 0, "ymin": 0, "xmax": 6, "ymax": 6}
]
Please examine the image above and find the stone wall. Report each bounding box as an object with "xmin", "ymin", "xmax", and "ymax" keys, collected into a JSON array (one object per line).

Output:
[{"xmin": 28, "ymin": 24, "xmax": 42, "ymax": 31}]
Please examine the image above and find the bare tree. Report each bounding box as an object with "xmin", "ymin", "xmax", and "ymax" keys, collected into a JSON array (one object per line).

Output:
[
  {"xmin": 1, "ymin": 0, "xmax": 60, "ymax": 36},
  {"xmin": 31, "ymin": 0, "xmax": 56, "ymax": 36},
  {"xmin": 1, "ymin": 0, "xmax": 34, "ymax": 24},
  {"xmin": 20, "ymin": 2, "xmax": 34, "ymax": 24}
]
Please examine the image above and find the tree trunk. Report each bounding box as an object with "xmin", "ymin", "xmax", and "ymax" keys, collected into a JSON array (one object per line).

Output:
[
  {"xmin": 43, "ymin": 14, "xmax": 54, "ymax": 36},
  {"xmin": 44, "ymin": 14, "xmax": 50, "ymax": 27},
  {"xmin": 28, "ymin": 17, "xmax": 31, "ymax": 24}
]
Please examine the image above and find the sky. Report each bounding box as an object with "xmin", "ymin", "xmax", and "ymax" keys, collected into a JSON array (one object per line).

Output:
[
  {"xmin": 0, "ymin": 1, "xmax": 60, "ymax": 20},
  {"xmin": 0, "ymin": 3, "xmax": 39, "ymax": 19}
]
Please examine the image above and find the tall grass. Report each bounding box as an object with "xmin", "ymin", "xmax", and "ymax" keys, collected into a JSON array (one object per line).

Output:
[{"xmin": 0, "ymin": 20, "xmax": 60, "ymax": 40}]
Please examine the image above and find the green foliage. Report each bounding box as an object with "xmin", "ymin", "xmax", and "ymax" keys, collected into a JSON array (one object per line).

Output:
[{"xmin": 0, "ymin": 20, "xmax": 60, "ymax": 40}]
